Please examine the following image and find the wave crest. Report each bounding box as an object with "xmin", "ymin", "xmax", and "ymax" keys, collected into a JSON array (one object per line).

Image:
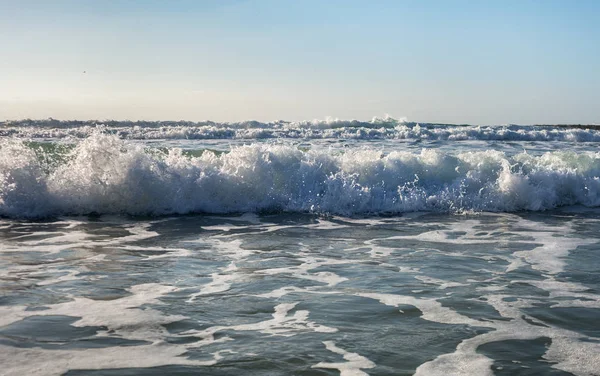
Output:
[
  {"xmin": 2, "ymin": 117, "xmax": 600, "ymax": 142},
  {"xmin": 2, "ymin": 132, "xmax": 600, "ymax": 217}
]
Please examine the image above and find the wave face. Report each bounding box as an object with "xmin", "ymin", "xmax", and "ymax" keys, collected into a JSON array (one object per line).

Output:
[
  {"xmin": 2, "ymin": 132, "xmax": 600, "ymax": 218},
  {"xmin": 2, "ymin": 118, "xmax": 600, "ymax": 141}
]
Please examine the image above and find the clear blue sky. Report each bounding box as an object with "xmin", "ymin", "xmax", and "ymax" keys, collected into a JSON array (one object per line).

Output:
[{"xmin": 1, "ymin": 0, "xmax": 598, "ymax": 124}]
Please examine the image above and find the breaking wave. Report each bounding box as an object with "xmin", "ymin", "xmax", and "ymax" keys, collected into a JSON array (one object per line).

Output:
[
  {"xmin": 2, "ymin": 132, "xmax": 600, "ymax": 218},
  {"xmin": 2, "ymin": 117, "xmax": 600, "ymax": 142}
]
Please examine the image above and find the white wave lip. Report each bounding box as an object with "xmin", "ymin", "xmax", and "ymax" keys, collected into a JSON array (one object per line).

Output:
[
  {"xmin": 2, "ymin": 117, "xmax": 600, "ymax": 141},
  {"xmin": 2, "ymin": 132, "xmax": 600, "ymax": 217}
]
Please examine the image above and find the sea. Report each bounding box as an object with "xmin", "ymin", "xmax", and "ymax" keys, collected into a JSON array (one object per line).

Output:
[{"xmin": 1, "ymin": 117, "xmax": 599, "ymax": 375}]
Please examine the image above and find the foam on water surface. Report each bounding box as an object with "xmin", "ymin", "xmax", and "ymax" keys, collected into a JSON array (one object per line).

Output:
[
  {"xmin": 312, "ymin": 341, "xmax": 376, "ymax": 376},
  {"xmin": 2, "ymin": 212, "xmax": 599, "ymax": 374},
  {"xmin": 2, "ymin": 125, "xmax": 600, "ymax": 375}
]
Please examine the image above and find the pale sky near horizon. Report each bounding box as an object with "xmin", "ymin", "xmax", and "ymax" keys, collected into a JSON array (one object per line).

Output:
[{"xmin": 0, "ymin": 0, "xmax": 598, "ymax": 124}]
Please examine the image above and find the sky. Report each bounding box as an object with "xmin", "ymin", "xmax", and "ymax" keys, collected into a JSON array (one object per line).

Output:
[{"xmin": 0, "ymin": 0, "xmax": 598, "ymax": 124}]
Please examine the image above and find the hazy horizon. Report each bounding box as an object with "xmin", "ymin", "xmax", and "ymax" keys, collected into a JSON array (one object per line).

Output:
[{"xmin": 1, "ymin": 115, "xmax": 599, "ymax": 127}]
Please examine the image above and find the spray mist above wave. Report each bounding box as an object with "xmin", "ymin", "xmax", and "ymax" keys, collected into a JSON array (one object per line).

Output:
[
  {"xmin": 2, "ymin": 117, "xmax": 600, "ymax": 142},
  {"xmin": 2, "ymin": 131, "xmax": 600, "ymax": 218}
]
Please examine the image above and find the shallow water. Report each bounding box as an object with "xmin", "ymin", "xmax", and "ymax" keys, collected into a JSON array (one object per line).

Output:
[
  {"xmin": 1, "ymin": 122, "xmax": 600, "ymax": 375},
  {"xmin": 1, "ymin": 211, "xmax": 599, "ymax": 375}
]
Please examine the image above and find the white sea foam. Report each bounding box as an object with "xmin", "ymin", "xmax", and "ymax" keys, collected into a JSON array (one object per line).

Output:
[
  {"xmin": 257, "ymin": 254, "xmax": 352, "ymax": 288},
  {"xmin": 183, "ymin": 302, "xmax": 337, "ymax": 342},
  {"xmin": 404, "ymin": 215, "xmax": 600, "ymax": 376},
  {"xmin": 312, "ymin": 341, "xmax": 376, "ymax": 376},
  {"xmin": 2, "ymin": 208, "xmax": 599, "ymax": 374},
  {"xmin": 9, "ymin": 283, "xmax": 185, "ymax": 340},
  {"xmin": 3, "ymin": 132, "xmax": 600, "ymax": 217},
  {"xmin": 0, "ymin": 283, "xmax": 226, "ymax": 375},
  {"xmin": 414, "ymin": 275, "xmax": 470, "ymax": 290},
  {"xmin": 414, "ymin": 290, "xmax": 600, "ymax": 376},
  {"xmin": 186, "ymin": 261, "xmax": 241, "ymax": 302},
  {"xmin": 3, "ymin": 118, "xmax": 600, "ymax": 142},
  {"xmin": 0, "ymin": 341, "xmax": 219, "ymax": 376},
  {"xmin": 0, "ymin": 219, "xmax": 158, "ymax": 254},
  {"xmin": 356, "ymin": 292, "xmax": 483, "ymax": 326}
]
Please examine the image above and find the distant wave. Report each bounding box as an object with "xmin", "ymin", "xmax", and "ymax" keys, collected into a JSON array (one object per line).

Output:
[
  {"xmin": 2, "ymin": 117, "xmax": 600, "ymax": 142},
  {"xmin": 2, "ymin": 132, "xmax": 600, "ymax": 218}
]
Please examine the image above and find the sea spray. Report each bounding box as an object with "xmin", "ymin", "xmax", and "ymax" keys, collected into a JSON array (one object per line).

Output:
[
  {"xmin": 2, "ymin": 132, "xmax": 600, "ymax": 217},
  {"xmin": 2, "ymin": 118, "xmax": 600, "ymax": 141}
]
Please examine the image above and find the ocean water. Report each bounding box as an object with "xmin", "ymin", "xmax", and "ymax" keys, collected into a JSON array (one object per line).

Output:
[{"xmin": 1, "ymin": 119, "xmax": 599, "ymax": 375}]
